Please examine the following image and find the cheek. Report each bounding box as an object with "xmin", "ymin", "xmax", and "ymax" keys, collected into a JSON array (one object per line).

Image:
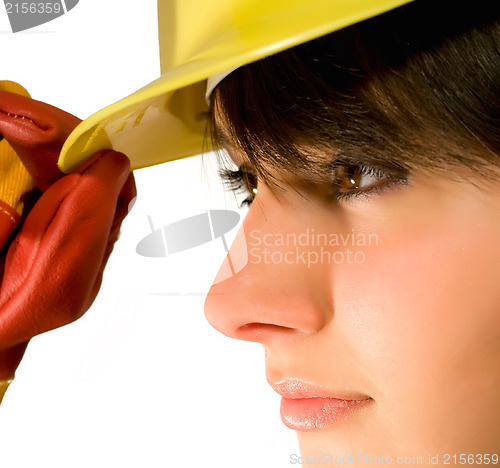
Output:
[{"xmin": 333, "ymin": 197, "xmax": 500, "ymax": 445}]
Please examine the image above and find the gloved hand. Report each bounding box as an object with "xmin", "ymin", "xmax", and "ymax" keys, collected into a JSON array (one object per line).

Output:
[{"xmin": 0, "ymin": 83, "xmax": 136, "ymax": 402}]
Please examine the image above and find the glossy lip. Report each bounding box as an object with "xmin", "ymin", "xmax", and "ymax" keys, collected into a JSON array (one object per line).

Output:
[{"xmin": 268, "ymin": 378, "xmax": 372, "ymax": 431}]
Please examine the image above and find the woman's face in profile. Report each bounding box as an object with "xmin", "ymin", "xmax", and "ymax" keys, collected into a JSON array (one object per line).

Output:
[{"xmin": 204, "ymin": 114, "xmax": 500, "ymax": 458}]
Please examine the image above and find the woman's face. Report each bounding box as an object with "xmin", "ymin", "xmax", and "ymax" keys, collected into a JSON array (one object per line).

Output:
[{"xmin": 204, "ymin": 118, "xmax": 500, "ymax": 459}]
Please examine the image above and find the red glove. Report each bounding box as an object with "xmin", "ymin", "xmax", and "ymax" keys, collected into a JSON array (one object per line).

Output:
[
  {"xmin": 0, "ymin": 89, "xmax": 80, "ymax": 191},
  {"xmin": 0, "ymin": 87, "xmax": 136, "ymax": 388}
]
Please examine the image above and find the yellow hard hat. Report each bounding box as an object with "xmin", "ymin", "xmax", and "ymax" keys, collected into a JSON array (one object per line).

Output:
[{"xmin": 58, "ymin": 0, "xmax": 414, "ymax": 173}]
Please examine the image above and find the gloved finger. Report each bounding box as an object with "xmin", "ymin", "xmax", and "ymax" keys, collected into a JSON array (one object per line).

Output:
[
  {"xmin": 0, "ymin": 153, "xmax": 135, "ymax": 304},
  {"xmin": 114, "ymin": 172, "xmax": 137, "ymax": 229},
  {"xmin": 0, "ymin": 91, "xmax": 81, "ymax": 191},
  {"xmin": 0, "ymin": 150, "xmax": 131, "ymax": 349}
]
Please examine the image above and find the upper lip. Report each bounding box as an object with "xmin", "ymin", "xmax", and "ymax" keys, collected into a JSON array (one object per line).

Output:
[{"xmin": 267, "ymin": 377, "xmax": 371, "ymax": 401}]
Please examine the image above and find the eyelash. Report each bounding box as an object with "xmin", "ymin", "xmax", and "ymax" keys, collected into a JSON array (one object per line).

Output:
[
  {"xmin": 219, "ymin": 168, "xmax": 257, "ymax": 207},
  {"xmin": 219, "ymin": 164, "xmax": 408, "ymax": 208}
]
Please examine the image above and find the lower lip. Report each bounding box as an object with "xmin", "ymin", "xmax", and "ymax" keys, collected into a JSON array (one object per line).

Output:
[{"xmin": 280, "ymin": 397, "xmax": 371, "ymax": 431}]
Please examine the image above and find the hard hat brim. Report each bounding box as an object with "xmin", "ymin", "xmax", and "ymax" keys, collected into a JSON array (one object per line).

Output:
[{"xmin": 58, "ymin": 0, "xmax": 413, "ymax": 173}]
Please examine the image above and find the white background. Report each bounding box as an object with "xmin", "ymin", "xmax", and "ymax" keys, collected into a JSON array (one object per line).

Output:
[{"xmin": 0, "ymin": 1, "xmax": 299, "ymax": 466}]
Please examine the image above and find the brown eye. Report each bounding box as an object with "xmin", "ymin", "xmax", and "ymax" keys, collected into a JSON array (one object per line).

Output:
[
  {"xmin": 340, "ymin": 165, "xmax": 363, "ymax": 189},
  {"xmin": 335, "ymin": 165, "xmax": 387, "ymax": 193}
]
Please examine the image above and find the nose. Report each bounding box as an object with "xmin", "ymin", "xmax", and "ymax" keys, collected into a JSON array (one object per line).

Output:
[{"xmin": 204, "ymin": 185, "xmax": 334, "ymax": 346}]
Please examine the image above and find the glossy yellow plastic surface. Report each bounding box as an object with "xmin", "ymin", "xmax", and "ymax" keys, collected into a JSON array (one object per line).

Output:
[
  {"xmin": 0, "ymin": 377, "xmax": 13, "ymax": 405},
  {"xmin": 58, "ymin": 0, "xmax": 414, "ymax": 173}
]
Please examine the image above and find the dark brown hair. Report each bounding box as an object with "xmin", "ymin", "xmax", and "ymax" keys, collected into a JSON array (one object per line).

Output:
[{"xmin": 209, "ymin": 0, "xmax": 500, "ymax": 190}]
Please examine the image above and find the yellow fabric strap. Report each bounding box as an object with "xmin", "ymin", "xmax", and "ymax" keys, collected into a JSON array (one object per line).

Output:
[
  {"xmin": 0, "ymin": 377, "xmax": 14, "ymax": 405},
  {"xmin": 0, "ymin": 80, "xmax": 36, "ymax": 215}
]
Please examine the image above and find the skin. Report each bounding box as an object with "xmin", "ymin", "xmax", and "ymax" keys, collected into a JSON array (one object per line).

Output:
[{"xmin": 204, "ymin": 124, "xmax": 500, "ymax": 464}]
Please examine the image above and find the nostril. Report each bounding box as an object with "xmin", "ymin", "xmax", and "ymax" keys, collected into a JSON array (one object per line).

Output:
[{"xmin": 237, "ymin": 323, "xmax": 297, "ymax": 342}]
